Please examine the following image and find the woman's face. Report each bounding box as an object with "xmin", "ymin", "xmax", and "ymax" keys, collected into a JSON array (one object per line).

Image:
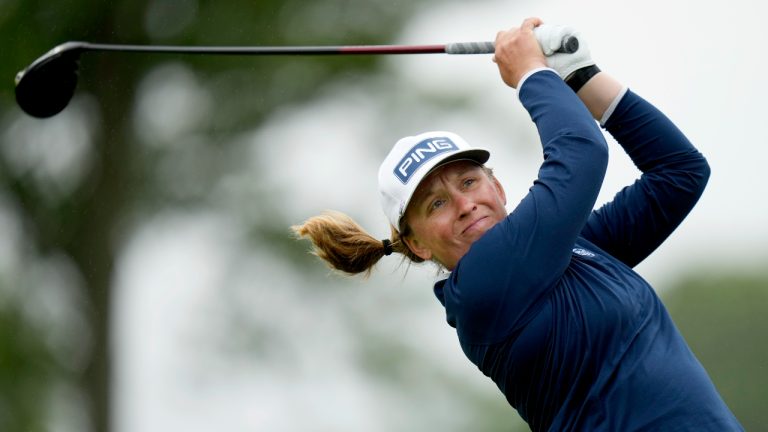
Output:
[{"xmin": 403, "ymin": 160, "xmax": 507, "ymax": 270}]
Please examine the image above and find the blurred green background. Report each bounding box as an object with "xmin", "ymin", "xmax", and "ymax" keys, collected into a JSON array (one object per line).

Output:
[{"xmin": 1, "ymin": 0, "xmax": 766, "ymax": 431}]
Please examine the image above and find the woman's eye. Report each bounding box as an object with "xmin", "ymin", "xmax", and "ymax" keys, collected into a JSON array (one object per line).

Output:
[
  {"xmin": 463, "ymin": 178, "xmax": 476, "ymax": 188},
  {"xmin": 430, "ymin": 199, "xmax": 446, "ymax": 211}
]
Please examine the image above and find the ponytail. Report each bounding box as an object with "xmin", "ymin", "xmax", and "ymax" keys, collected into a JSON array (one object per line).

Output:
[{"xmin": 291, "ymin": 210, "xmax": 423, "ymax": 276}]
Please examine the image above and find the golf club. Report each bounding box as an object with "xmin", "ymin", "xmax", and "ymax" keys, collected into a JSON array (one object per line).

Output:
[{"xmin": 15, "ymin": 36, "xmax": 578, "ymax": 119}]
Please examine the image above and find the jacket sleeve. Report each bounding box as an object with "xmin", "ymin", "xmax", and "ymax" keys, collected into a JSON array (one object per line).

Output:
[
  {"xmin": 448, "ymin": 69, "xmax": 609, "ymax": 343},
  {"xmin": 581, "ymin": 90, "xmax": 710, "ymax": 267}
]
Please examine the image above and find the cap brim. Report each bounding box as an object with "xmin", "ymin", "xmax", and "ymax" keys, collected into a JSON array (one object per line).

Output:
[{"xmin": 431, "ymin": 148, "xmax": 490, "ymax": 170}]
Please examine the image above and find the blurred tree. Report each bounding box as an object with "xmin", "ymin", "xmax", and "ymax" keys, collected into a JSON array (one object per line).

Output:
[
  {"xmin": 0, "ymin": 0, "xmax": 428, "ymax": 430},
  {"xmin": 663, "ymin": 270, "xmax": 768, "ymax": 431},
  {"xmin": 0, "ymin": 298, "xmax": 60, "ymax": 432}
]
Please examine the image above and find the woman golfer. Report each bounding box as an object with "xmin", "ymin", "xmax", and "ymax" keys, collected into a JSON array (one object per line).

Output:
[{"xmin": 294, "ymin": 17, "xmax": 743, "ymax": 431}]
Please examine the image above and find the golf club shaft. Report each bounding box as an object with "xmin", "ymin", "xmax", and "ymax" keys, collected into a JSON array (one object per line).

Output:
[
  {"xmin": 36, "ymin": 36, "xmax": 574, "ymax": 60},
  {"xmin": 68, "ymin": 41, "xmax": 494, "ymax": 56}
]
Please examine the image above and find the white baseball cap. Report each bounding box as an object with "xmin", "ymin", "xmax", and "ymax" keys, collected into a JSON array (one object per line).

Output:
[{"xmin": 378, "ymin": 131, "xmax": 490, "ymax": 231}]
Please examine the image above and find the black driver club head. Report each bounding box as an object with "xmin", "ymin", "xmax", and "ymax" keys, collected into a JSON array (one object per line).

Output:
[{"xmin": 15, "ymin": 42, "xmax": 86, "ymax": 118}]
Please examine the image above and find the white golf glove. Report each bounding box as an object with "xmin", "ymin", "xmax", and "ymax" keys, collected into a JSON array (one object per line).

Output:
[{"xmin": 534, "ymin": 24, "xmax": 595, "ymax": 80}]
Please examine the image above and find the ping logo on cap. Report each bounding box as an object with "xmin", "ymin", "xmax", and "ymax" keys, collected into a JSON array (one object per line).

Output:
[{"xmin": 394, "ymin": 137, "xmax": 458, "ymax": 184}]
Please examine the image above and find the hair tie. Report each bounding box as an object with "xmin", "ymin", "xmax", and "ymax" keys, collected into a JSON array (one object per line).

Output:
[{"xmin": 382, "ymin": 239, "xmax": 393, "ymax": 256}]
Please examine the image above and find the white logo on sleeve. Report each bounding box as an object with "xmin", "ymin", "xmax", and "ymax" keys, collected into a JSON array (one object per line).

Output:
[{"xmin": 572, "ymin": 248, "xmax": 596, "ymax": 258}]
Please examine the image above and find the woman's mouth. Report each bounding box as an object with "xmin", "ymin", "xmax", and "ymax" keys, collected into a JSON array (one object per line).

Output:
[{"xmin": 462, "ymin": 216, "xmax": 490, "ymax": 235}]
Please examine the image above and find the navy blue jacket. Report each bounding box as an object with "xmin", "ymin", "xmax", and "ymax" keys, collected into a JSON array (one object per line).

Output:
[{"xmin": 434, "ymin": 70, "xmax": 743, "ymax": 431}]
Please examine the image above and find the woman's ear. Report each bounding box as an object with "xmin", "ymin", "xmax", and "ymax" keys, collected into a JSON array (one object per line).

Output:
[
  {"xmin": 402, "ymin": 235, "xmax": 432, "ymax": 262},
  {"xmin": 493, "ymin": 175, "xmax": 507, "ymax": 205}
]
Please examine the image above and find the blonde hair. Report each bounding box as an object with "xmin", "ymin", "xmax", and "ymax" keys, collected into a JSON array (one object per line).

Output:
[{"xmin": 291, "ymin": 210, "xmax": 424, "ymax": 276}]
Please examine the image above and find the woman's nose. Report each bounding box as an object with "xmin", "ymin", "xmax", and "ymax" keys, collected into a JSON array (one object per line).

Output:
[{"xmin": 455, "ymin": 193, "xmax": 477, "ymax": 218}]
